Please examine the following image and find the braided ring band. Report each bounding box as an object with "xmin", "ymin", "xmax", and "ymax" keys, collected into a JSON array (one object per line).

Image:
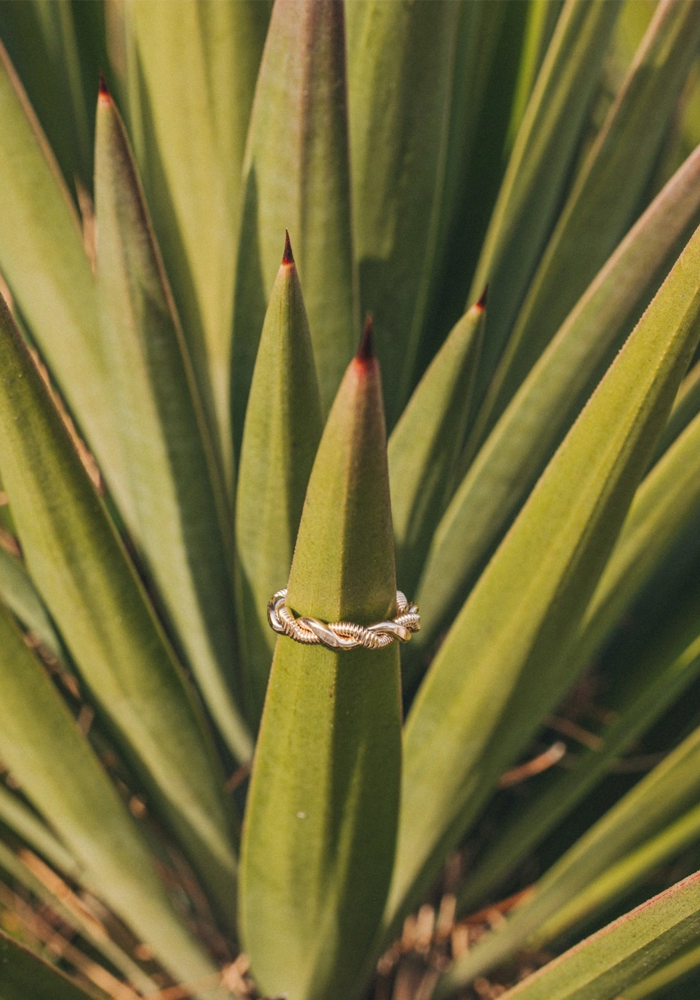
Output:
[{"xmin": 267, "ymin": 589, "xmax": 420, "ymax": 650}]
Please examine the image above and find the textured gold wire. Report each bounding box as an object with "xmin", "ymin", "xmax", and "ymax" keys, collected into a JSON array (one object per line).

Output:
[{"xmin": 267, "ymin": 589, "xmax": 420, "ymax": 650}]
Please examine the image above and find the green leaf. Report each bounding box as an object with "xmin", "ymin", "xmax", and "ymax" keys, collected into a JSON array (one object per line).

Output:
[
  {"xmin": 95, "ymin": 85, "xmax": 251, "ymax": 765},
  {"xmin": 467, "ymin": 0, "xmax": 620, "ymax": 401},
  {"xmin": 0, "ymin": 38, "xmax": 131, "ymax": 519},
  {"xmin": 0, "ymin": 0, "xmax": 93, "ymax": 194},
  {"xmin": 460, "ymin": 556, "xmax": 700, "ymax": 911},
  {"xmin": 479, "ymin": 0, "xmax": 700, "ymax": 442},
  {"xmin": 414, "ymin": 138, "xmax": 700, "ymax": 656},
  {"xmin": 232, "ymin": 0, "xmax": 357, "ymax": 451},
  {"xmin": 384, "ymin": 212, "xmax": 700, "ymax": 944},
  {"xmin": 346, "ymin": 0, "xmax": 473, "ymax": 420},
  {"xmin": 0, "ymin": 841, "xmax": 159, "ymax": 997},
  {"xmin": 447, "ymin": 870, "xmax": 700, "ymax": 1000},
  {"xmin": 0, "ymin": 604, "xmax": 228, "ymax": 997},
  {"xmin": 235, "ymin": 234, "xmax": 322, "ymax": 729},
  {"xmin": 536, "ymin": 800, "xmax": 700, "ymax": 949},
  {"xmin": 0, "ymin": 294, "xmax": 239, "ymax": 938},
  {"xmin": 124, "ymin": 0, "xmax": 270, "ymax": 482},
  {"xmin": 0, "ymin": 785, "xmax": 79, "ymax": 881},
  {"xmin": 388, "ymin": 295, "xmax": 485, "ymax": 598},
  {"xmin": 0, "ymin": 930, "xmax": 102, "ymax": 1000},
  {"xmin": 239, "ymin": 329, "xmax": 401, "ymax": 1000},
  {"xmin": 0, "ymin": 546, "xmax": 63, "ymax": 661},
  {"xmin": 441, "ymin": 720, "xmax": 700, "ymax": 994}
]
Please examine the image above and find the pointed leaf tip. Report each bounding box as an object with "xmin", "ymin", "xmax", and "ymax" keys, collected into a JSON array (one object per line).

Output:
[
  {"xmin": 98, "ymin": 71, "xmax": 111, "ymax": 102},
  {"xmin": 476, "ymin": 285, "xmax": 488, "ymax": 311},
  {"xmin": 356, "ymin": 314, "xmax": 374, "ymax": 363},
  {"xmin": 282, "ymin": 229, "xmax": 294, "ymax": 266}
]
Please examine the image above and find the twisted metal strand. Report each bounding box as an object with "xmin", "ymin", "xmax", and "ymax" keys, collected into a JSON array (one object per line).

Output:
[{"xmin": 267, "ymin": 589, "xmax": 420, "ymax": 650}]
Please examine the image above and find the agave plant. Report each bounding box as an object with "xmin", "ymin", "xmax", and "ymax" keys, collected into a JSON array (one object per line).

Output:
[{"xmin": 4, "ymin": 1, "xmax": 700, "ymax": 999}]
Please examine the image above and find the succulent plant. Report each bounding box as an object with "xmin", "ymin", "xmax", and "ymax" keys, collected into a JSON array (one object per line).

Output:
[{"xmin": 3, "ymin": 2, "xmax": 700, "ymax": 1000}]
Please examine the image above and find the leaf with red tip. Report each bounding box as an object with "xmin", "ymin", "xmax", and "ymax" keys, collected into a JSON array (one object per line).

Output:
[
  {"xmin": 239, "ymin": 345, "xmax": 401, "ymax": 1000},
  {"xmin": 0, "ymin": 37, "xmax": 133, "ymax": 523},
  {"xmin": 125, "ymin": 0, "xmax": 270, "ymax": 485},
  {"xmin": 235, "ymin": 236, "xmax": 322, "ymax": 728},
  {"xmin": 232, "ymin": 0, "xmax": 358, "ymax": 452},
  {"xmin": 346, "ymin": 0, "xmax": 472, "ymax": 422},
  {"xmin": 95, "ymin": 87, "xmax": 251, "ymax": 773},
  {"xmin": 467, "ymin": 0, "xmax": 620, "ymax": 407}
]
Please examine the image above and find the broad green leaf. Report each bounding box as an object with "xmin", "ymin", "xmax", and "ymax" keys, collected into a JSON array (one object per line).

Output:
[
  {"xmin": 125, "ymin": 0, "xmax": 270, "ymax": 480},
  {"xmin": 235, "ymin": 234, "xmax": 322, "ymax": 729},
  {"xmin": 383, "ymin": 214, "xmax": 700, "ymax": 945},
  {"xmin": 441, "ymin": 721, "xmax": 700, "ymax": 992},
  {"xmin": 0, "ymin": 0, "xmax": 92, "ymax": 194},
  {"xmin": 345, "ymin": 0, "xmax": 462, "ymax": 421},
  {"xmin": 414, "ymin": 138, "xmax": 700, "ymax": 657},
  {"xmin": 239, "ymin": 330, "xmax": 401, "ymax": 1000},
  {"xmin": 0, "ymin": 546, "xmax": 63, "ymax": 661},
  {"xmin": 479, "ymin": 0, "xmax": 700, "ymax": 441},
  {"xmin": 467, "ymin": 0, "xmax": 620, "ymax": 402},
  {"xmin": 0, "ymin": 841, "xmax": 159, "ymax": 997},
  {"xmin": 460, "ymin": 560, "xmax": 700, "ymax": 911},
  {"xmin": 0, "ymin": 38, "xmax": 131, "ymax": 518},
  {"xmin": 0, "ymin": 930, "xmax": 102, "ymax": 1000},
  {"xmin": 388, "ymin": 295, "xmax": 485, "ymax": 598},
  {"xmin": 450, "ymin": 870, "xmax": 700, "ymax": 1000},
  {"xmin": 0, "ymin": 294, "xmax": 239, "ymax": 937},
  {"xmin": 0, "ymin": 604, "xmax": 229, "ymax": 998},
  {"xmin": 233, "ymin": 0, "xmax": 357, "ymax": 450},
  {"xmin": 95, "ymin": 86, "xmax": 251, "ymax": 764}
]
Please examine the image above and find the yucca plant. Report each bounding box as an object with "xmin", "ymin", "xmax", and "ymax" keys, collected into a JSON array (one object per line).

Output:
[{"xmin": 5, "ymin": 1, "xmax": 700, "ymax": 999}]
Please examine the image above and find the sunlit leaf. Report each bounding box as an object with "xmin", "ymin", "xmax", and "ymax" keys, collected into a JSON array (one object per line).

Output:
[{"xmin": 240, "ymin": 328, "xmax": 401, "ymax": 1000}]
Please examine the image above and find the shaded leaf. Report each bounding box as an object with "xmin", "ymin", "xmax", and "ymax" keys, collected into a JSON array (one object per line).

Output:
[
  {"xmin": 450, "ymin": 870, "xmax": 700, "ymax": 1000},
  {"xmin": 0, "ymin": 294, "xmax": 239, "ymax": 937},
  {"xmin": 0, "ymin": 603, "xmax": 229, "ymax": 997},
  {"xmin": 125, "ymin": 0, "xmax": 270, "ymax": 478},
  {"xmin": 389, "ymin": 295, "xmax": 484, "ymax": 599},
  {"xmin": 0, "ymin": 0, "xmax": 92, "ymax": 194},
  {"xmin": 467, "ymin": 0, "xmax": 620, "ymax": 403},
  {"xmin": 0, "ymin": 930, "xmax": 102, "ymax": 1000},
  {"xmin": 0, "ymin": 38, "xmax": 131, "ymax": 517},
  {"xmin": 95, "ymin": 85, "xmax": 251, "ymax": 765},
  {"xmin": 0, "ymin": 546, "xmax": 63, "ymax": 661},
  {"xmin": 479, "ymin": 0, "xmax": 700, "ymax": 441},
  {"xmin": 442, "ymin": 720, "xmax": 700, "ymax": 992}
]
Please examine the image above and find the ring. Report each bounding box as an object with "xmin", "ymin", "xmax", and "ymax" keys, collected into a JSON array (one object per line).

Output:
[{"xmin": 267, "ymin": 589, "xmax": 421, "ymax": 650}]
